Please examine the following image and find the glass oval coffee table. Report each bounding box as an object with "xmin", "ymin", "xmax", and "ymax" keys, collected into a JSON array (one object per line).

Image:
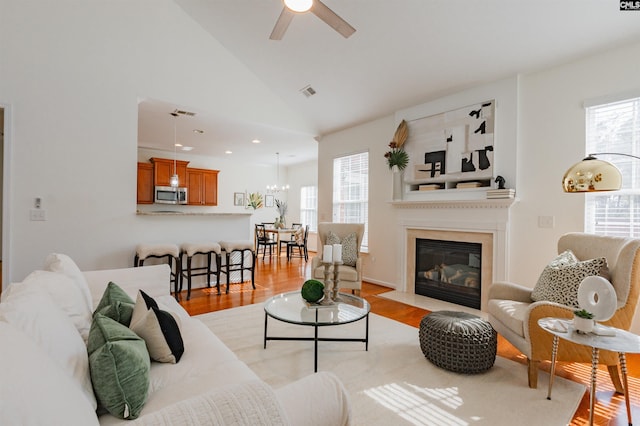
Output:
[{"xmin": 264, "ymin": 291, "xmax": 370, "ymax": 372}]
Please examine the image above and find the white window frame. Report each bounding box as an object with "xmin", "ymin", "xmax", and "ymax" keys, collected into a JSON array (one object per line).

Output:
[
  {"xmin": 300, "ymin": 185, "xmax": 318, "ymax": 232},
  {"xmin": 585, "ymin": 96, "xmax": 640, "ymax": 237},
  {"xmin": 332, "ymin": 151, "xmax": 369, "ymax": 251}
]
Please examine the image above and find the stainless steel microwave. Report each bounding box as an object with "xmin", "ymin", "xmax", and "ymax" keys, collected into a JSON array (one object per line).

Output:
[{"xmin": 155, "ymin": 186, "xmax": 187, "ymax": 204}]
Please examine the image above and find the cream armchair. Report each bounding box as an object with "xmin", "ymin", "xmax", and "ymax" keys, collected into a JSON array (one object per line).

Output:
[
  {"xmin": 311, "ymin": 223, "xmax": 365, "ymax": 295},
  {"xmin": 488, "ymin": 232, "xmax": 640, "ymax": 391}
]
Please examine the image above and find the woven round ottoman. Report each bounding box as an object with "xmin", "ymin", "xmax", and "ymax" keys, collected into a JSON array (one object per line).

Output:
[{"xmin": 419, "ymin": 311, "xmax": 497, "ymax": 374}]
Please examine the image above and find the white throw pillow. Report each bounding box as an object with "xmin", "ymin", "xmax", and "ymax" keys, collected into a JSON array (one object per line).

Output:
[
  {"xmin": 44, "ymin": 252, "xmax": 93, "ymax": 310},
  {"xmin": 130, "ymin": 290, "xmax": 184, "ymax": 363},
  {"xmin": 20, "ymin": 269, "xmax": 93, "ymax": 341},
  {"xmin": 0, "ymin": 322, "xmax": 99, "ymax": 426},
  {"xmin": 0, "ymin": 289, "xmax": 97, "ymax": 410}
]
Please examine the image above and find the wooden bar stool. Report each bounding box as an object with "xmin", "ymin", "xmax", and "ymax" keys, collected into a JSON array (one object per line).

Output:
[
  {"xmin": 134, "ymin": 243, "xmax": 180, "ymax": 298},
  {"xmin": 179, "ymin": 242, "xmax": 222, "ymax": 300},
  {"xmin": 218, "ymin": 240, "xmax": 256, "ymax": 294}
]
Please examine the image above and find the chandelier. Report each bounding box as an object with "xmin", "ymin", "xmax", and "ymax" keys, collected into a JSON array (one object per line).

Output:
[{"xmin": 266, "ymin": 152, "xmax": 290, "ymax": 193}]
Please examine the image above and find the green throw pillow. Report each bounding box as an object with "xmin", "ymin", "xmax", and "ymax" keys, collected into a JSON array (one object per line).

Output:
[
  {"xmin": 88, "ymin": 314, "xmax": 150, "ymax": 419},
  {"xmin": 93, "ymin": 282, "xmax": 135, "ymax": 325},
  {"xmin": 97, "ymin": 300, "xmax": 135, "ymax": 326}
]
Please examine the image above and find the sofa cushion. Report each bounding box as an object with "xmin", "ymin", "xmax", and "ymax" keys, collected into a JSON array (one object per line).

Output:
[
  {"xmin": 487, "ymin": 299, "xmax": 530, "ymax": 338},
  {"xmin": 88, "ymin": 314, "xmax": 150, "ymax": 419},
  {"xmin": 0, "ymin": 288, "xmax": 97, "ymax": 410},
  {"xmin": 94, "ymin": 282, "xmax": 135, "ymax": 326},
  {"xmin": 130, "ymin": 290, "xmax": 184, "ymax": 364},
  {"xmin": 531, "ymin": 250, "xmax": 609, "ymax": 308},
  {"xmin": 126, "ymin": 380, "xmax": 289, "ymax": 426},
  {"xmin": 326, "ymin": 231, "xmax": 358, "ymax": 266},
  {"xmin": 44, "ymin": 252, "xmax": 93, "ymax": 310},
  {"xmin": 16, "ymin": 269, "xmax": 94, "ymax": 342},
  {"xmin": 0, "ymin": 322, "xmax": 99, "ymax": 426}
]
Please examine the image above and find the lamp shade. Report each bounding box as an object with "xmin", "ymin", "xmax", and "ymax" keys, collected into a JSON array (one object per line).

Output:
[{"xmin": 562, "ymin": 156, "xmax": 622, "ymax": 192}]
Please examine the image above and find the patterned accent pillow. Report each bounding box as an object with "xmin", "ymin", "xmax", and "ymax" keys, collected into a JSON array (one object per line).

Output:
[
  {"xmin": 531, "ymin": 250, "xmax": 609, "ymax": 308},
  {"xmin": 294, "ymin": 227, "xmax": 304, "ymax": 244},
  {"xmin": 326, "ymin": 231, "xmax": 358, "ymax": 266},
  {"xmin": 341, "ymin": 232, "xmax": 358, "ymax": 266}
]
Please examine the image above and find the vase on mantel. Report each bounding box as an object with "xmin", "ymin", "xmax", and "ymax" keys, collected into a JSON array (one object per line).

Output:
[{"xmin": 391, "ymin": 165, "xmax": 403, "ymax": 201}]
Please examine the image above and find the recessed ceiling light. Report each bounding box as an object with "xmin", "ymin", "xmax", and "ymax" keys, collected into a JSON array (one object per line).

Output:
[
  {"xmin": 174, "ymin": 143, "xmax": 183, "ymax": 147},
  {"xmin": 181, "ymin": 146, "xmax": 194, "ymax": 151},
  {"xmin": 225, "ymin": 150, "xmax": 233, "ymax": 154},
  {"xmin": 252, "ymin": 139, "xmax": 261, "ymax": 144},
  {"xmin": 193, "ymin": 129, "xmax": 204, "ymax": 134}
]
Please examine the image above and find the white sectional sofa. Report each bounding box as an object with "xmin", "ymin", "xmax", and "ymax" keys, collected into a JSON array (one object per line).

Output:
[{"xmin": 0, "ymin": 254, "xmax": 351, "ymax": 425}]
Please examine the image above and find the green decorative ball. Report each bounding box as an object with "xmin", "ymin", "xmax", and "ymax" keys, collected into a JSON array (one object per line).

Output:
[{"xmin": 301, "ymin": 279, "xmax": 325, "ymax": 303}]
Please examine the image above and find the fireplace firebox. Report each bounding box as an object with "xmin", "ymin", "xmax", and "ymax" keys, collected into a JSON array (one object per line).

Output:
[{"xmin": 414, "ymin": 238, "xmax": 481, "ymax": 309}]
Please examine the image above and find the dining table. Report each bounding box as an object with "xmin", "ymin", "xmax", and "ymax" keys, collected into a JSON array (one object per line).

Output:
[{"xmin": 261, "ymin": 227, "xmax": 296, "ymax": 256}]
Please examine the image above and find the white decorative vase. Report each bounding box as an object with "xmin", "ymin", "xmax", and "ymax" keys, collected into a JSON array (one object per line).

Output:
[
  {"xmin": 573, "ymin": 315, "xmax": 594, "ymax": 334},
  {"xmin": 392, "ymin": 165, "xmax": 403, "ymax": 201}
]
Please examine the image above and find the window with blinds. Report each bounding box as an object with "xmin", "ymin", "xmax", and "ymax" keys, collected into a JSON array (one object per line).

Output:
[
  {"xmin": 585, "ymin": 97, "xmax": 640, "ymax": 237},
  {"xmin": 333, "ymin": 151, "xmax": 369, "ymax": 250},
  {"xmin": 300, "ymin": 185, "xmax": 318, "ymax": 232}
]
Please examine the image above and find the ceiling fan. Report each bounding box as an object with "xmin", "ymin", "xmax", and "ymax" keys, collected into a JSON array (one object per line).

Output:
[{"xmin": 270, "ymin": 0, "xmax": 356, "ymax": 40}]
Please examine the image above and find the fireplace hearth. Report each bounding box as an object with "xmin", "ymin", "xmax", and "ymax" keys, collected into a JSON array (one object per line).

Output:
[{"xmin": 414, "ymin": 238, "xmax": 482, "ymax": 309}]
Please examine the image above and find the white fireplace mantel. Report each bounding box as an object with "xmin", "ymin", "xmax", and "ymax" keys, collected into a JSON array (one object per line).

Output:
[
  {"xmin": 395, "ymin": 198, "xmax": 517, "ymax": 311},
  {"xmin": 389, "ymin": 198, "xmax": 517, "ymax": 210}
]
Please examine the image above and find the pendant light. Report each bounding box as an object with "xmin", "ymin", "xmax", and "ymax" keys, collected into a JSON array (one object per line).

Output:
[
  {"xmin": 169, "ymin": 112, "xmax": 179, "ymax": 188},
  {"xmin": 267, "ymin": 152, "xmax": 290, "ymax": 193}
]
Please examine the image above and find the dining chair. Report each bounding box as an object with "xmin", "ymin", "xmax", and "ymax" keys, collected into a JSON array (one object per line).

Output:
[
  {"xmin": 287, "ymin": 225, "xmax": 309, "ymax": 262},
  {"xmin": 255, "ymin": 224, "xmax": 277, "ymax": 259},
  {"xmin": 280, "ymin": 223, "xmax": 302, "ymax": 256}
]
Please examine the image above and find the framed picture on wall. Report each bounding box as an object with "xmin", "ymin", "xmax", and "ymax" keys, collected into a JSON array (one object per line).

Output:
[
  {"xmin": 234, "ymin": 192, "xmax": 245, "ymax": 206},
  {"xmin": 265, "ymin": 195, "xmax": 274, "ymax": 207}
]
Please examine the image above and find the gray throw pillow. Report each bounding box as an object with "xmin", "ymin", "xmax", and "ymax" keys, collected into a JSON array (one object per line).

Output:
[
  {"xmin": 530, "ymin": 250, "xmax": 609, "ymax": 308},
  {"xmin": 326, "ymin": 231, "xmax": 358, "ymax": 267}
]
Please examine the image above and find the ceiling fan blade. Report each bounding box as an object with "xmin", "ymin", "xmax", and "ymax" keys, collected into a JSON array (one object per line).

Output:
[
  {"xmin": 311, "ymin": 0, "xmax": 356, "ymax": 38},
  {"xmin": 270, "ymin": 7, "xmax": 295, "ymax": 40}
]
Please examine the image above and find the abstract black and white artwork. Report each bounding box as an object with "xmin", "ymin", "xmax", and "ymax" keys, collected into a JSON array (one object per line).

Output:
[{"xmin": 406, "ymin": 101, "xmax": 495, "ymax": 180}]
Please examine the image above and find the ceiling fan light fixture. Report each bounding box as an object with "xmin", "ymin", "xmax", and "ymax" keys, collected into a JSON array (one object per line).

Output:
[{"xmin": 284, "ymin": 0, "xmax": 313, "ymax": 13}]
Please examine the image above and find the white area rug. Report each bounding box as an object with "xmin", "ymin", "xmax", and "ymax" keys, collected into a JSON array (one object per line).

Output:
[{"xmin": 196, "ymin": 303, "xmax": 585, "ymax": 426}]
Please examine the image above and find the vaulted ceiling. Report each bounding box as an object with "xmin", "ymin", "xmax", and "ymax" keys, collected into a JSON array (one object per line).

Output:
[{"xmin": 138, "ymin": 0, "xmax": 640, "ymax": 165}]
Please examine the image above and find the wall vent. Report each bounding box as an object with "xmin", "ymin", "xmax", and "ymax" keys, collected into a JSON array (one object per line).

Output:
[
  {"xmin": 173, "ymin": 109, "xmax": 197, "ymax": 117},
  {"xmin": 300, "ymin": 85, "xmax": 316, "ymax": 98}
]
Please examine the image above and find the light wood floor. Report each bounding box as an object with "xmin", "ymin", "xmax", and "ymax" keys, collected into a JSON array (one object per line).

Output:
[{"xmin": 178, "ymin": 254, "xmax": 640, "ymax": 426}]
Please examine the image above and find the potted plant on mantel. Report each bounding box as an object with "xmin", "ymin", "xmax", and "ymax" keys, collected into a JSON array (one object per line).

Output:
[{"xmin": 573, "ymin": 308, "xmax": 595, "ymax": 334}]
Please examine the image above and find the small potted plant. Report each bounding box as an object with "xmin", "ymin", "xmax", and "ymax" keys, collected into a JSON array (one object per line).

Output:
[{"xmin": 573, "ymin": 308, "xmax": 595, "ymax": 334}]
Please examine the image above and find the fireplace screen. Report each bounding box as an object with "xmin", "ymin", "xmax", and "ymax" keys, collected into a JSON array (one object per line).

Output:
[{"xmin": 415, "ymin": 238, "xmax": 481, "ymax": 309}]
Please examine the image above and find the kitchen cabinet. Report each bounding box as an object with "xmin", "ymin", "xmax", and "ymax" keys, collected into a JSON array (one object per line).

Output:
[
  {"xmin": 187, "ymin": 168, "xmax": 219, "ymax": 206},
  {"xmin": 137, "ymin": 162, "xmax": 154, "ymax": 204},
  {"xmin": 150, "ymin": 157, "xmax": 189, "ymax": 187}
]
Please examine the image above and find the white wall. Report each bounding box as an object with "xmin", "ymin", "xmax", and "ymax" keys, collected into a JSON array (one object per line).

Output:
[
  {"xmin": 318, "ymin": 115, "xmax": 397, "ymax": 285},
  {"xmin": 510, "ymin": 40, "xmax": 640, "ymax": 287},
  {"xmin": 319, "ymin": 40, "xmax": 640, "ymax": 292},
  {"xmin": 287, "ymin": 159, "xmax": 319, "ymax": 252},
  {"xmin": 0, "ymin": 0, "xmax": 316, "ymax": 282}
]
